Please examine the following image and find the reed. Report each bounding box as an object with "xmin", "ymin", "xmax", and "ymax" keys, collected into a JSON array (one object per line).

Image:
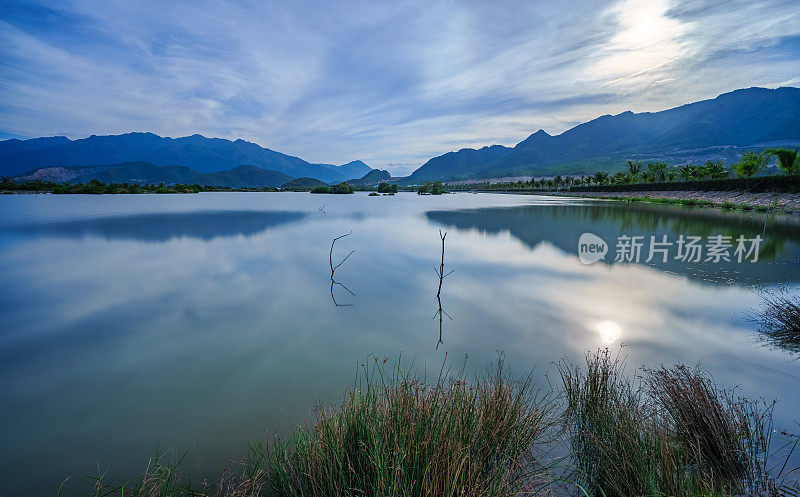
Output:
[
  {"xmin": 559, "ymin": 349, "xmax": 789, "ymax": 497},
  {"xmin": 264, "ymin": 357, "xmax": 557, "ymax": 497},
  {"xmin": 60, "ymin": 352, "xmax": 800, "ymax": 497},
  {"xmin": 756, "ymin": 290, "xmax": 800, "ymax": 354}
]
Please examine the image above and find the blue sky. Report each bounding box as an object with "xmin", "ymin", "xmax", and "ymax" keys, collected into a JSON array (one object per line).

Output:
[{"xmin": 1, "ymin": 0, "xmax": 799, "ymax": 174}]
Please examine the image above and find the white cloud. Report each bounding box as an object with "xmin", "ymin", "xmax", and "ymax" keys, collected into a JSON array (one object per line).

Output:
[{"xmin": 1, "ymin": 0, "xmax": 798, "ymax": 174}]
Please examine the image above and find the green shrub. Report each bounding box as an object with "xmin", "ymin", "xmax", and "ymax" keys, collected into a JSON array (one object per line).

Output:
[
  {"xmin": 377, "ymin": 182, "xmax": 398, "ymax": 193},
  {"xmin": 310, "ymin": 186, "xmax": 331, "ymax": 194},
  {"xmin": 331, "ymin": 182, "xmax": 354, "ymax": 194},
  {"xmin": 418, "ymin": 181, "xmax": 446, "ymax": 195}
]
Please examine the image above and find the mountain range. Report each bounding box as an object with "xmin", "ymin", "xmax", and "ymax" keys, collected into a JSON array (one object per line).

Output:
[
  {"xmin": 406, "ymin": 86, "xmax": 800, "ymax": 182},
  {"xmin": 2, "ymin": 87, "xmax": 799, "ymax": 186},
  {"xmin": 0, "ymin": 133, "xmax": 372, "ymax": 184}
]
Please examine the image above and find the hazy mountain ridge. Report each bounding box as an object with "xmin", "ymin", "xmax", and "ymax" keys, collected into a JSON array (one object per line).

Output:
[
  {"xmin": 0, "ymin": 132, "xmax": 371, "ymax": 183},
  {"xmin": 12, "ymin": 161, "xmax": 382, "ymax": 189},
  {"xmin": 346, "ymin": 169, "xmax": 393, "ymax": 187},
  {"xmin": 406, "ymin": 87, "xmax": 800, "ymax": 182},
  {"xmin": 4, "ymin": 87, "xmax": 798, "ymax": 185},
  {"xmin": 14, "ymin": 162, "xmax": 291, "ymax": 188}
]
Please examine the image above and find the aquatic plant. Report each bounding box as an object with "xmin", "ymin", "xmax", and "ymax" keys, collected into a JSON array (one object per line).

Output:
[
  {"xmin": 60, "ymin": 352, "xmax": 800, "ymax": 497},
  {"xmin": 756, "ymin": 290, "xmax": 800, "ymax": 354},
  {"xmin": 559, "ymin": 349, "xmax": 787, "ymax": 497},
  {"xmin": 265, "ymin": 358, "xmax": 556, "ymax": 497}
]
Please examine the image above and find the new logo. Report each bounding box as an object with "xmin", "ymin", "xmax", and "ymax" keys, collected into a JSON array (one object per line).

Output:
[{"xmin": 578, "ymin": 233, "xmax": 608, "ymax": 264}]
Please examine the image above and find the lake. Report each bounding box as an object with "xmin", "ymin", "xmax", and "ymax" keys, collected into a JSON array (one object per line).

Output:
[{"xmin": 1, "ymin": 192, "xmax": 799, "ymax": 495}]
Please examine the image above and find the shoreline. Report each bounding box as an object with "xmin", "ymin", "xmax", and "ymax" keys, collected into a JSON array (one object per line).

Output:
[{"xmin": 542, "ymin": 190, "xmax": 800, "ymax": 214}]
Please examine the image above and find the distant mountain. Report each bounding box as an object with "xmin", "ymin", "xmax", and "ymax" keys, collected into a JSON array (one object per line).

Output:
[
  {"xmin": 0, "ymin": 132, "xmax": 372, "ymax": 183},
  {"xmin": 406, "ymin": 87, "xmax": 800, "ymax": 182},
  {"xmin": 280, "ymin": 177, "xmax": 330, "ymax": 190},
  {"xmin": 13, "ymin": 161, "xmax": 290, "ymax": 188},
  {"xmin": 329, "ymin": 160, "xmax": 372, "ymax": 180},
  {"xmin": 194, "ymin": 165, "xmax": 291, "ymax": 188},
  {"xmin": 347, "ymin": 169, "xmax": 393, "ymax": 187},
  {"xmin": 14, "ymin": 162, "xmax": 197, "ymax": 184}
]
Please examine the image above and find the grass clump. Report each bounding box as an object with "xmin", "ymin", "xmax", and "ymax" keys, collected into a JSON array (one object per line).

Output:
[
  {"xmin": 60, "ymin": 352, "xmax": 800, "ymax": 497},
  {"xmin": 756, "ymin": 290, "xmax": 800, "ymax": 354},
  {"xmin": 58, "ymin": 449, "xmax": 267, "ymax": 497},
  {"xmin": 264, "ymin": 358, "xmax": 556, "ymax": 497},
  {"xmin": 559, "ymin": 351, "xmax": 662, "ymax": 497},
  {"xmin": 559, "ymin": 349, "xmax": 786, "ymax": 497}
]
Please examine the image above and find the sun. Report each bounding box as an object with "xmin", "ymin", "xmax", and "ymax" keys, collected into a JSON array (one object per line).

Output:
[{"xmin": 595, "ymin": 320, "xmax": 623, "ymax": 343}]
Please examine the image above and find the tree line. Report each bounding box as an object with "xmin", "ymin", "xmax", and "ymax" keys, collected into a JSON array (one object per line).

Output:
[
  {"xmin": 455, "ymin": 147, "xmax": 799, "ymax": 191},
  {"xmin": 0, "ymin": 178, "xmax": 278, "ymax": 194}
]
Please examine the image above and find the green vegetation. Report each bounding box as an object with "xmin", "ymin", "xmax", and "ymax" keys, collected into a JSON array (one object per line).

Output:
[
  {"xmin": 764, "ymin": 148, "xmax": 799, "ymax": 175},
  {"xmin": 447, "ymin": 147, "xmax": 800, "ymax": 195},
  {"xmin": 266, "ymin": 359, "xmax": 555, "ymax": 497},
  {"xmin": 734, "ymin": 152, "xmax": 769, "ymax": 178},
  {"xmin": 755, "ymin": 290, "xmax": 800, "ymax": 354},
  {"xmin": 281, "ymin": 177, "xmax": 331, "ymax": 191},
  {"xmin": 0, "ymin": 177, "xmax": 283, "ymax": 194},
  {"xmin": 605, "ymin": 196, "xmax": 714, "ymax": 208},
  {"xmin": 310, "ymin": 182, "xmax": 354, "ymax": 194},
  {"xmin": 576, "ymin": 195, "xmax": 786, "ymax": 213},
  {"xmin": 64, "ymin": 352, "xmax": 799, "ymax": 497},
  {"xmin": 377, "ymin": 182, "xmax": 398, "ymax": 193},
  {"xmin": 417, "ymin": 181, "xmax": 446, "ymax": 195},
  {"xmin": 560, "ymin": 350, "xmax": 784, "ymax": 497}
]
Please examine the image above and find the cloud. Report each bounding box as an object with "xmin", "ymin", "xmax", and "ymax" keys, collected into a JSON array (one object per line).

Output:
[{"xmin": 1, "ymin": 0, "xmax": 798, "ymax": 175}]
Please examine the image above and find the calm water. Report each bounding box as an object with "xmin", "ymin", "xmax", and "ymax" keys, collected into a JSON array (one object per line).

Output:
[{"xmin": 1, "ymin": 192, "xmax": 799, "ymax": 494}]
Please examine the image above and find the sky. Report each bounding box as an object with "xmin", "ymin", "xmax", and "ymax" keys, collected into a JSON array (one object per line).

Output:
[{"xmin": 1, "ymin": 0, "xmax": 799, "ymax": 174}]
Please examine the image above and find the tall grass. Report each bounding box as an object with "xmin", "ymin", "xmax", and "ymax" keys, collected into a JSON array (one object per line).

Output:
[
  {"xmin": 59, "ymin": 448, "xmax": 269, "ymax": 497},
  {"xmin": 264, "ymin": 357, "xmax": 557, "ymax": 497},
  {"xmin": 60, "ymin": 352, "xmax": 800, "ymax": 497},
  {"xmin": 756, "ymin": 290, "xmax": 800, "ymax": 354},
  {"xmin": 559, "ymin": 349, "xmax": 790, "ymax": 497},
  {"xmin": 559, "ymin": 351, "xmax": 663, "ymax": 497}
]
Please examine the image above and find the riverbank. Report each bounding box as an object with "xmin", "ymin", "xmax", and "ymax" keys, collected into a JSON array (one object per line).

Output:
[{"xmin": 551, "ymin": 190, "xmax": 800, "ymax": 213}]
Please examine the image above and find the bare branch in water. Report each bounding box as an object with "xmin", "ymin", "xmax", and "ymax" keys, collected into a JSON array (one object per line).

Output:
[
  {"xmin": 434, "ymin": 229, "xmax": 453, "ymax": 349},
  {"xmin": 329, "ymin": 231, "xmax": 355, "ymax": 307}
]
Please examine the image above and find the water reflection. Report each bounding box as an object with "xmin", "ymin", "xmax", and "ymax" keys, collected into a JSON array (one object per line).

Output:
[
  {"xmin": 754, "ymin": 289, "xmax": 800, "ymax": 356},
  {"xmin": 1, "ymin": 194, "xmax": 799, "ymax": 495},
  {"xmin": 329, "ymin": 231, "xmax": 356, "ymax": 306},
  {"xmin": 426, "ymin": 203, "xmax": 800, "ymax": 286},
  {"xmin": 9, "ymin": 210, "xmax": 307, "ymax": 242},
  {"xmin": 434, "ymin": 230, "xmax": 454, "ymax": 350}
]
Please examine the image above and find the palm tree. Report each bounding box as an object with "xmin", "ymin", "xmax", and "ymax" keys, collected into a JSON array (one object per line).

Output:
[
  {"xmin": 677, "ymin": 165, "xmax": 694, "ymax": 181},
  {"xmin": 734, "ymin": 152, "xmax": 768, "ymax": 178},
  {"xmin": 626, "ymin": 160, "xmax": 642, "ymax": 176},
  {"xmin": 703, "ymin": 160, "xmax": 728, "ymax": 180},
  {"xmin": 647, "ymin": 162, "xmax": 668, "ymax": 182},
  {"xmin": 593, "ymin": 171, "xmax": 609, "ymax": 185},
  {"xmin": 764, "ymin": 148, "xmax": 799, "ymax": 175}
]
